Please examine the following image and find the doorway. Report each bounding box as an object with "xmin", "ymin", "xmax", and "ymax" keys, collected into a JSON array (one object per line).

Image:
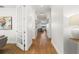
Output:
[{"xmin": 25, "ymin": 6, "xmax": 57, "ymax": 54}]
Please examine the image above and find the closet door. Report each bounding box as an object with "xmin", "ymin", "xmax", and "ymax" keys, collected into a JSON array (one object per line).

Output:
[{"xmin": 16, "ymin": 6, "xmax": 25, "ymax": 51}]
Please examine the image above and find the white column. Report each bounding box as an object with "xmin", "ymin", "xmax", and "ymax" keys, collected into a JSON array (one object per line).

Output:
[{"xmin": 51, "ymin": 6, "xmax": 64, "ymax": 54}]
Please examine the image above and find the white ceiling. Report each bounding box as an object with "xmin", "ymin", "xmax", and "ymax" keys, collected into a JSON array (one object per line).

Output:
[
  {"xmin": 2, "ymin": 5, "xmax": 79, "ymax": 18},
  {"xmin": 64, "ymin": 5, "xmax": 79, "ymax": 17},
  {"xmin": 32, "ymin": 5, "xmax": 51, "ymax": 14}
]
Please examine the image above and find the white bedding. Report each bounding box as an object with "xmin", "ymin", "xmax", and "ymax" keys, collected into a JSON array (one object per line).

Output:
[
  {"xmin": 64, "ymin": 26, "xmax": 79, "ymax": 39},
  {"xmin": 71, "ymin": 27, "xmax": 79, "ymax": 39}
]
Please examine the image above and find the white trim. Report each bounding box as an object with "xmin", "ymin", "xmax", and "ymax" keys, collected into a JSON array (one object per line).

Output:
[
  {"xmin": 25, "ymin": 40, "xmax": 32, "ymax": 51},
  {"xmin": 16, "ymin": 43, "xmax": 24, "ymax": 51},
  {"xmin": 51, "ymin": 40, "xmax": 63, "ymax": 54}
]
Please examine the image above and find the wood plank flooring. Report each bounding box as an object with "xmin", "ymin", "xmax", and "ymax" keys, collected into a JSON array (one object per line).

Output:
[
  {"xmin": 0, "ymin": 31, "xmax": 57, "ymax": 54},
  {"xmin": 25, "ymin": 39, "xmax": 57, "ymax": 54},
  {"xmin": 26, "ymin": 31, "xmax": 57, "ymax": 54},
  {"xmin": 0, "ymin": 39, "xmax": 57, "ymax": 54},
  {"xmin": 0, "ymin": 44, "xmax": 24, "ymax": 54}
]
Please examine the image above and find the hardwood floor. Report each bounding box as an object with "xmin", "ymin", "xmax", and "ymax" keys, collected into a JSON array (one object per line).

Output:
[
  {"xmin": 0, "ymin": 31, "xmax": 57, "ymax": 54},
  {"xmin": 26, "ymin": 31, "xmax": 57, "ymax": 54},
  {"xmin": 0, "ymin": 40, "xmax": 57, "ymax": 54},
  {"xmin": 25, "ymin": 39, "xmax": 57, "ymax": 54},
  {"xmin": 0, "ymin": 44, "xmax": 24, "ymax": 54}
]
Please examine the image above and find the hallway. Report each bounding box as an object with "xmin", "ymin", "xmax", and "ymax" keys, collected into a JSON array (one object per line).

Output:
[{"xmin": 26, "ymin": 30, "xmax": 57, "ymax": 54}]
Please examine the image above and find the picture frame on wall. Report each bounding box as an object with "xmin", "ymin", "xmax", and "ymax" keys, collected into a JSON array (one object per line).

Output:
[{"xmin": 0, "ymin": 16, "xmax": 12, "ymax": 30}]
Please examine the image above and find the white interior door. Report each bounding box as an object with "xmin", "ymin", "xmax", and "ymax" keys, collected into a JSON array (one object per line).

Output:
[
  {"xmin": 24, "ymin": 6, "xmax": 36, "ymax": 50},
  {"xmin": 16, "ymin": 6, "xmax": 25, "ymax": 51}
]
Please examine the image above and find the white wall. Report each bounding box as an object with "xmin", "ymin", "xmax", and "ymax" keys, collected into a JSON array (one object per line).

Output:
[
  {"xmin": 0, "ymin": 7, "xmax": 17, "ymax": 43},
  {"xmin": 64, "ymin": 5, "xmax": 79, "ymax": 17},
  {"xmin": 51, "ymin": 6, "xmax": 64, "ymax": 54}
]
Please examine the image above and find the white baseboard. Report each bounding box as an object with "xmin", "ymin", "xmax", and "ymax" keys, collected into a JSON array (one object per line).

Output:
[
  {"xmin": 25, "ymin": 40, "xmax": 32, "ymax": 51},
  {"xmin": 51, "ymin": 40, "xmax": 63, "ymax": 54}
]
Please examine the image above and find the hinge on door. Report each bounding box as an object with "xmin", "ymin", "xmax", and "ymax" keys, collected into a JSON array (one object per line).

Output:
[
  {"xmin": 24, "ymin": 42, "xmax": 25, "ymax": 52},
  {"xmin": 24, "ymin": 43, "xmax": 25, "ymax": 48},
  {"xmin": 24, "ymin": 37, "xmax": 25, "ymax": 51}
]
